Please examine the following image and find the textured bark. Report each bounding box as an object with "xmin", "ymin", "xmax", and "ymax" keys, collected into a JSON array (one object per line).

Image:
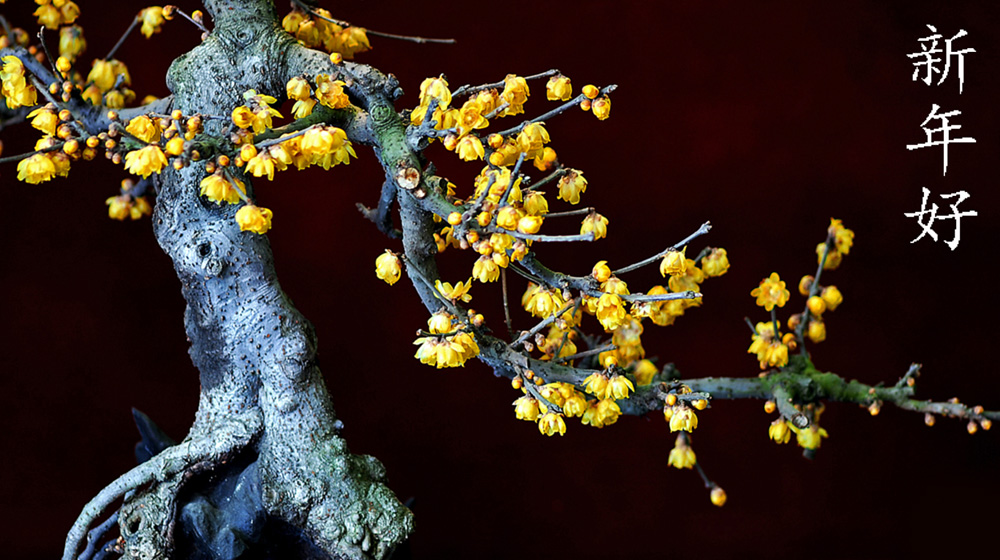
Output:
[{"xmin": 63, "ymin": 1, "xmax": 413, "ymax": 559}]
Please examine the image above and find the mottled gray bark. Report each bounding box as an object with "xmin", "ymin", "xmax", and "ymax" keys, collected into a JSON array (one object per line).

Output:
[{"xmin": 62, "ymin": 1, "xmax": 413, "ymax": 559}]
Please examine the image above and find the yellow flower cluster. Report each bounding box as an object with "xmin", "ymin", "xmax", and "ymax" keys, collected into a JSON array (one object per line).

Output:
[
  {"xmin": 820, "ymin": 218, "xmax": 855, "ymax": 270},
  {"xmin": 1, "ymin": 55, "xmax": 38, "ymax": 109},
  {"xmin": 123, "ymin": 144, "xmax": 167, "ymax": 178},
  {"xmin": 83, "ymin": 59, "xmax": 133, "ymax": 107},
  {"xmin": 239, "ymin": 126, "xmax": 356, "ymax": 182},
  {"xmin": 139, "ymin": 6, "xmax": 168, "ymax": 38},
  {"xmin": 232, "ymin": 90, "xmax": 283, "ymax": 134},
  {"xmin": 106, "ymin": 194, "xmax": 152, "ymax": 221},
  {"xmin": 413, "ymin": 312, "xmax": 480, "ymax": 368},
  {"xmin": 282, "ymin": 8, "xmax": 370, "ymax": 59},
  {"xmin": 34, "ymin": 0, "xmax": 80, "ymax": 30},
  {"xmin": 747, "ymin": 321, "xmax": 793, "ymax": 369}
]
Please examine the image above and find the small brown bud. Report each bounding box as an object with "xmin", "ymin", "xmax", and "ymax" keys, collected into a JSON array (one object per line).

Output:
[
  {"xmin": 665, "ymin": 393, "xmax": 677, "ymax": 406},
  {"xmin": 980, "ymin": 419, "xmax": 992, "ymax": 431},
  {"xmin": 111, "ymin": 152, "xmax": 122, "ymax": 165},
  {"xmin": 967, "ymin": 421, "xmax": 978, "ymax": 435},
  {"xmin": 924, "ymin": 413, "xmax": 935, "ymax": 427},
  {"xmin": 764, "ymin": 400, "xmax": 776, "ymax": 414}
]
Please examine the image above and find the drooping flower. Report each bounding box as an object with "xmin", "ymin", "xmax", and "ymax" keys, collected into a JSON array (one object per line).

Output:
[
  {"xmin": 701, "ymin": 247, "xmax": 730, "ymax": 277},
  {"xmin": 660, "ymin": 247, "xmax": 687, "ymax": 277},
  {"xmin": 123, "ymin": 145, "xmax": 168, "ymax": 178},
  {"xmin": 591, "ymin": 95, "xmax": 611, "ymax": 120},
  {"xmin": 668, "ymin": 435, "xmax": 697, "ymax": 469},
  {"xmin": 546, "ymin": 75, "xmax": 572, "ymax": 101},
  {"xmin": 556, "ymin": 169, "xmax": 587, "ymax": 204},
  {"xmin": 199, "ymin": 172, "xmax": 245, "ymax": 205},
  {"xmin": 581, "ymin": 212, "xmax": 608, "ymax": 240},
  {"xmin": 513, "ymin": 396, "xmax": 540, "ymax": 422},
  {"xmin": 768, "ymin": 418, "xmax": 791, "ymax": 444},
  {"xmin": 435, "ymin": 279, "xmax": 473, "ymax": 303},
  {"xmin": 375, "ymin": 250, "xmax": 402, "ymax": 285},
  {"xmin": 235, "ymin": 204, "xmax": 273, "ymax": 234},
  {"xmin": 499, "ymin": 74, "xmax": 529, "ymax": 116},
  {"xmin": 537, "ymin": 412, "xmax": 567, "ymax": 436},
  {"xmin": 16, "ymin": 153, "xmax": 57, "ymax": 184},
  {"xmin": 139, "ymin": 7, "xmax": 166, "ymax": 38}
]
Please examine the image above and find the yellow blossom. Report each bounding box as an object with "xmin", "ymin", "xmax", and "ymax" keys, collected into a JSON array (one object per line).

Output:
[
  {"xmin": 608, "ymin": 375, "xmax": 634, "ymax": 400},
  {"xmin": 751, "ymin": 272, "xmax": 790, "ymax": 311},
  {"xmin": 417, "ymin": 75, "xmax": 451, "ymax": 110},
  {"xmin": 517, "ymin": 215, "xmax": 543, "ymax": 235},
  {"xmin": 199, "ymin": 172, "xmax": 246, "ymax": 205},
  {"xmin": 524, "ymin": 287, "xmax": 566, "ymax": 318},
  {"xmin": 582, "ymin": 372, "xmax": 610, "ymax": 400},
  {"xmin": 821, "ymin": 285, "xmax": 843, "ymax": 311},
  {"xmin": 28, "ymin": 107, "xmax": 59, "ymax": 136},
  {"xmin": 524, "ymin": 191, "xmax": 549, "ymax": 216},
  {"xmin": 533, "ymin": 146, "xmax": 557, "ymax": 171},
  {"xmin": 668, "ymin": 435, "xmax": 697, "ymax": 469},
  {"xmin": 435, "ymin": 279, "xmax": 473, "ymax": 303},
  {"xmin": 592, "ymin": 261, "xmax": 611, "ymax": 283},
  {"xmin": 375, "ymin": 250, "xmax": 402, "ymax": 285},
  {"xmin": 472, "ymin": 255, "xmax": 500, "ymax": 283},
  {"xmin": 1, "ymin": 55, "xmax": 37, "ymax": 109},
  {"xmin": 790, "ymin": 424, "xmax": 828, "ymax": 450},
  {"xmin": 581, "ymin": 400, "xmax": 606, "ymax": 428},
  {"xmin": 87, "ymin": 59, "xmax": 117, "ymax": 92},
  {"xmin": 660, "ymin": 247, "xmax": 687, "ymax": 277},
  {"xmin": 125, "ymin": 115, "xmax": 161, "ymax": 143},
  {"xmin": 768, "ymin": 418, "xmax": 791, "ymax": 444},
  {"xmin": 594, "ymin": 399, "xmax": 621, "ymax": 426},
  {"xmin": 516, "ymin": 122, "xmax": 550, "ymax": 158},
  {"xmin": 632, "ymin": 359, "xmax": 657, "ymax": 386},
  {"xmin": 314, "ymin": 74, "xmax": 351, "ymax": 109},
  {"xmin": 123, "ymin": 145, "xmax": 167, "ymax": 178},
  {"xmin": 286, "ymin": 76, "xmax": 311, "ymax": 101},
  {"xmin": 139, "ymin": 7, "xmax": 166, "ymax": 38},
  {"xmin": 514, "ymin": 396, "xmax": 540, "ymax": 422},
  {"xmin": 581, "ymin": 212, "xmax": 608, "ymax": 240},
  {"xmin": 537, "ymin": 412, "xmax": 566, "ymax": 436},
  {"xmin": 291, "ymin": 98, "xmax": 317, "ymax": 119},
  {"xmin": 828, "ymin": 218, "xmax": 854, "ymax": 255},
  {"xmin": 35, "ymin": 3, "xmax": 61, "ymax": 29},
  {"xmin": 499, "ymin": 74, "xmax": 529, "ymax": 117},
  {"xmin": 231, "ymin": 106, "xmax": 255, "ymax": 129},
  {"xmin": 245, "ymin": 152, "xmax": 276, "ymax": 181},
  {"xmin": 669, "ymin": 406, "xmax": 698, "ymax": 432},
  {"xmin": 582, "ymin": 84, "xmax": 600, "ymax": 99},
  {"xmin": 818, "ymin": 242, "xmax": 842, "ymax": 270},
  {"xmin": 427, "ymin": 312, "xmax": 454, "ymax": 335},
  {"xmin": 596, "ymin": 293, "xmax": 626, "ymax": 331},
  {"xmin": 807, "ymin": 319, "xmax": 826, "ymax": 342},
  {"xmin": 456, "ymin": 134, "xmax": 484, "ymax": 161},
  {"xmin": 16, "ymin": 153, "xmax": 56, "ymax": 184},
  {"xmin": 235, "ymin": 204, "xmax": 273, "ymax": 234},
  {"xmin": 546, "ymin": 75, "xmax": 572, "ymax": 101},
  {"xmin": 59, "ymin": 25, "xmax": 86, "ymax": 62},
  {"xmin": 456, "ymin": 98, "xmax": 489, "ymax": 135},
  {"xmin": 592, "ymin": 96, "xmax": 611, "ymax": 120},
  {"xmin": 702, "ymin": 247, "xmax": 730, "ymax": 277}
]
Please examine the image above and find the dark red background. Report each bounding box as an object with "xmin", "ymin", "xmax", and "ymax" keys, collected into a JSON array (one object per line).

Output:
[{"xmin": 2, "ymin": 1, "xmax": 998, "ymax": 558}]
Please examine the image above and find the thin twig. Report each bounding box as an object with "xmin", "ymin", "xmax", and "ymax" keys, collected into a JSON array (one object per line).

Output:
[
  {"xmin": 613, "ymin": 221, "xmax": 712, "ymax": 276},
  {"xmin": 106, "ymin": 16, "xmax": 140, "ymax": 61},
  {"xmin": 453, "ymin": 69, "xmax": 561, "ymax": 98},
  {"xmin": 290, "ymin": 0, "xmax": 456, "ymax": 44},
  {"xmin": 555, "ymin": 343, "xmax": 615, "ymax": 364},
  {"xmin": 512, "ymin": 300, "xmax": 577, "ymax": 348},
  {"xmin": 501, "ymin": 268, "xmax": 514, "ymax": 339}
]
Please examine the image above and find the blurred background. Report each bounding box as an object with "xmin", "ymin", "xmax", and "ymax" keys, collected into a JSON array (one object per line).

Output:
[{"xmin": 2, "ymin": 1, "xmax": 998, "ymax": 558}]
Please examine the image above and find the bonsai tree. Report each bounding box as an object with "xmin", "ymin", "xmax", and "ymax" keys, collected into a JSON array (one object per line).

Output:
[{"xmin": 2, "ymin": 0, "xmax": 996, "ymax": 558}]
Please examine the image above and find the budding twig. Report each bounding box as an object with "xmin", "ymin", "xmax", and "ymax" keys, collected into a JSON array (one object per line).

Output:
[
  {"xmin": 105, "ymin": 16, "xmax": 140, "ymax": 61},
  {"xmin": 613, "ymin": 221, "xmax": 712, "ymax": 276}
]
